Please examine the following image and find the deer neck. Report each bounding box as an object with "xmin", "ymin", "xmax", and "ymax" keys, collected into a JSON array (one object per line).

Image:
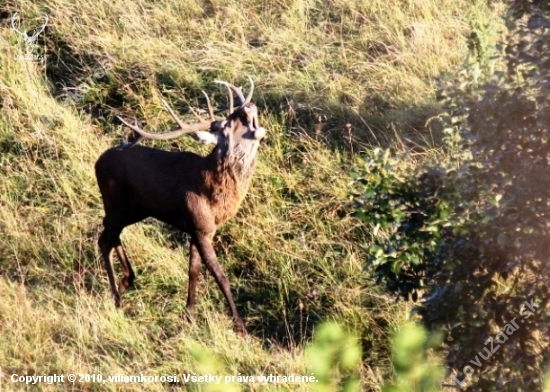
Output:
[
  {"xmin": 200, "ymin": 142, "xmax": 257, "ymax": 225},
  {"xmin": 200, "ymin": 141, "xmax": 256, "ymax": 217},
  {"xmin": 210, "ymin": 140, "xmax": 258, "ymax": 190}
]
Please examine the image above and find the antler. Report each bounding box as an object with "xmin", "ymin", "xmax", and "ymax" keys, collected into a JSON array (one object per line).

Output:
[
  {"xmin": 117, "ymin": 97, "xmax": 215, "ymax": 141},
  {"xmin": 117, "ymin": 77, "xmax": 255, "ymax": 147},
  {"xmin": 215, "ymin": 76, "xmax": 254, "ymax": 112}
]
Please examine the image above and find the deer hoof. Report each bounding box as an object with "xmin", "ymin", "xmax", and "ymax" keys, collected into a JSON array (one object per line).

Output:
[
  {"xmin": 233, "ymin": 320, "xmax": 247, "ymax": 336},
  {"xmin": 113, "ymin": 296, "xmax": 121, "ymax": 308},
  {"xmin": 118, "ymin": 277, "xmax": 134, "ymax": 294}
]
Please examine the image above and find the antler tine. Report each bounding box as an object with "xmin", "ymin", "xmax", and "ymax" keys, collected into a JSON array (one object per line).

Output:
[
  {"xmin": 188, "ymin": 105, "xmax": 204, "ymax": 122},
  {"xmin": 161, "ymin": 99, "xmax": 192, "ymax": 131},
  {"xmin": 115, "ymin": 115, "xmax": 141, "ymax": 133},
  {"xmin": 212, "ymin": 85, "xmax": 234, "ymax": 114},
  {"xmin": 215, "ymin": 77, "xmax": 254, "ymax": 110},
  {"xmin": 160, "ymin": 99, "xmax": 213, "ymax": 135},
  {"xmin": 215, "ymin": 80, "xmax": 246, "ymax": 109},
  {"xmin": 243, "ymin": 76, "xmax": 254, "ymax": 105},
  {"xmin": 116, "ymin": 112, "xmax": 189, "ymax": 141},
  {"xmin": 116, "ymin": 99, "xmax": 213, "ymax": 142},
  {"xmin": 201, "ymin": 91, "xmax": 215, "ymax": 121},
  {"xmin": 226, "ymin": 84, "xmax": 234, "ymax": 113}
]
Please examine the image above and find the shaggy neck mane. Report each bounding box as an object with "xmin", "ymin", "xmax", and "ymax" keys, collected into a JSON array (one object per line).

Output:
[{"xmin": 210, "ymin": 140, "xmax": 258, "ymax": 196}]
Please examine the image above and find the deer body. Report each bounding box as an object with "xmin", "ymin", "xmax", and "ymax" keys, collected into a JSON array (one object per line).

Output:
[
  {"xmin": 95, "ymin": 79, "xmax": 264, "ymax": 334},
  {"xmin": 96, "ymin": 145, "xmax": 255, "ymax": 228}
]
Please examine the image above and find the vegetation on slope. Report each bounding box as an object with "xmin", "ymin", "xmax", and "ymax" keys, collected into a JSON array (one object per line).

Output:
[
  {"xmin": 0, "ymin": 0, "xmax": 503, "ymax": 391},
  {"xmin": 353, "ymin": 1, "xmax": 550, "ymax": 390}
]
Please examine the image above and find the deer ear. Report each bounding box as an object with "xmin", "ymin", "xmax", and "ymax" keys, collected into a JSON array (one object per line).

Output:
[
  {"xmin": 215, "ymin": 120, "xmax": 235, "ymax": 138},
  {"xmin": 213, "ymin": 120, "xmax": 227, "ymax": 131},
  {"xmin": 190, "ymin": 120, "xmax": 225, "ymax": 145},
  {"xmin": 191, "ymin": 130, "xmax": 219, "ymax": 145}
]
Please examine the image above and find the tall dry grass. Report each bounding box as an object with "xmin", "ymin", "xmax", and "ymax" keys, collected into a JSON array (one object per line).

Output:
[{"xmin": 0, "ymin": 0, "xmax": 503, "ymax": 390}]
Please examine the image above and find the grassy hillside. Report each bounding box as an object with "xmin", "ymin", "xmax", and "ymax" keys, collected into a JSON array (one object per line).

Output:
[{"xmin": 0, "ymin": 0, "xmax": 502, "ymax": 391}]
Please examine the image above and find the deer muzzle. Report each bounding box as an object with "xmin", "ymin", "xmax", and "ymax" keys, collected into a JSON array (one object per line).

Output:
[{"xmin": 253, "ymin": 126, "xmax": 266, "ymax": 140}]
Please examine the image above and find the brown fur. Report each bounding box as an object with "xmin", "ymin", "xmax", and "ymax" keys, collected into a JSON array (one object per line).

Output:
[{"xmin": 95, "ymin": 92, "xmax": 265, "ymax": 334}]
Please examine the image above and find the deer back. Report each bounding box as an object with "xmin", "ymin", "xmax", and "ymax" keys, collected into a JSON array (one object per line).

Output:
[{"xmin": 95, "ymin": 79, "xmax": 265, "ymax": 232}]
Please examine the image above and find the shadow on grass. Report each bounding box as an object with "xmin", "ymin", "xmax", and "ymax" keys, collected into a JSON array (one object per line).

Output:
[
  {"xmin": 2, "ymin": 24, "xmax": 440, "ymax": 353},
  {"xmin": 157, "ymin": 226, "xmax": 324, "ymax": 349},
  {"xmin": 32, "ymin": 25, "xmax": 442, "ymax": 154}
]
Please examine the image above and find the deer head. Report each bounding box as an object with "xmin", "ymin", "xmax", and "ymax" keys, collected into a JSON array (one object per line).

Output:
[{"xmin": 118, "ymin": 77, "xmax": 265, "ymax": 174}]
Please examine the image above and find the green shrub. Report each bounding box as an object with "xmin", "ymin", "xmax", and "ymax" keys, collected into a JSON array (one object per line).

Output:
[
  {"xmin": 383, "ymin": 323, "xmax": 443, "ymax": 392},
  {"xmin": 306, "ymin": 323, "xmax": 362, "ymax": 392},
  {"xmin": 184, "ymin": 322, "xmax": 362, "ymax": 392},
  {"xmin": 353, "ymin": 1, "xmax": 550, "ymax": 390}
]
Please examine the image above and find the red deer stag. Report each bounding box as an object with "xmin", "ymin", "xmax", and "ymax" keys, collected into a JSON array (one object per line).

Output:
[{"xmin": 94, "ymin": 77, "xmax": 265, "ymax": 334}]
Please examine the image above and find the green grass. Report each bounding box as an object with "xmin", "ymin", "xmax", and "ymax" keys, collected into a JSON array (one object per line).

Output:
[{"xmin": 0, "ymin": 0, "xmax": 504, "ymax": 390}]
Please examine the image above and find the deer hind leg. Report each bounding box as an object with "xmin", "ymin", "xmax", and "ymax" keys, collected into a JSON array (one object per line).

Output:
[
  {"xmin": 194, "ymin": 232, "xmax": 246, "ymax": 335},
  {"xmin": 98, "ymin": 219, "xmax": 124, "ymax": 307},
  {"xmin": 114, "ymin": 237, "xmax": 135, "ymax": 295},
  {"xmin": 186, "ymin": 240, "xmax": 202, "ymax": 318}
]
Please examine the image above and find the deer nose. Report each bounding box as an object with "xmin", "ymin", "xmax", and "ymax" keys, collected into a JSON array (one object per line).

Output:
[{"xmin": 253, "ymin": 127, "xmax": 266, "ymax": 140}]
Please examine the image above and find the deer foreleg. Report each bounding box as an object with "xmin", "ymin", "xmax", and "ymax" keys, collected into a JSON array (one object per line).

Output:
[
  {"xmin": 186, "ymin": 241, "xmax": 202, "ymax": 317},
  {"xmin": 194, "ymin": 233, "xmax": 246, "ymax": 335},
  {"xmin": 98, "ymin": 227, "xmax": 122, "ymax": 307},
  {"xmin": 114, "ymin": 238, "xmax": 135, "ymax": 294}
]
